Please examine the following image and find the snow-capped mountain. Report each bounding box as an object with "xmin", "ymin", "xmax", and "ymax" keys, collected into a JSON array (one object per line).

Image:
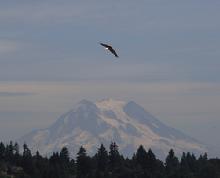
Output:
[{"xmin": 19, "ymin": 99, "xmax": 207, "ymax": 159}]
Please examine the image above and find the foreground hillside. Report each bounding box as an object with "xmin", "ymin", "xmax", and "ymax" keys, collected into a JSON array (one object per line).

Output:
[{"xmin": 0, "ymin": 141, "xmax": 220, "ymax": 178}]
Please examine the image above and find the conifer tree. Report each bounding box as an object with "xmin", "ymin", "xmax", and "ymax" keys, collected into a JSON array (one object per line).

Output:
[
  {"xmin": 14, "ymin": 142, "xmax": 19, "ymax": 155},
  {"xmin": 135, "ymin": 145, "xmax": 148, "ymax": 168},
  {"xmin": 60, "ymin": 147, "xmax": 69, "ymax": 163},
  {"xmin": 5, "ymin": 141, "xmax": 14, "ymax": 162},
  {"xmin": 109, "ymin": 142, "xmax": 121, "ymax": 171},
  {"xmin": 23, "ymin": 143, "xmax": 32, "ymax": 158},
  {"xmin": 96, "ymin": 144, "xmax": 108, "ymax": 172},
  {"xmin": 60, "ymin": 147, "xmax": 72, "ymax": 177},
  {"xmin": 22, "ymin": 143, "xmax": 34, "ymax": 175},
  {"xmin": 165, "ymin": 149, "xmax": 179, "ymax": 177},
  {"xmin": 146, "ymin": 148, "xmax": 158, "ymax": 176},
  {"xmin": 13, "ymin": 142, "xmax": 20, "ymax": 165},
  {"xmin": 76, "ymin": 146, "xmax": 91, "ymax": 178},
  {"xmin": 0, "ymin": 142, "xmax": 5, "ymax": 160}
]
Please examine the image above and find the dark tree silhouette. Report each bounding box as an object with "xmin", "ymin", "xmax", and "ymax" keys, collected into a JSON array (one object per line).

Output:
[
  {"xmin": 76, "ymin": 146, "xmax": 91, "ymax": 178},
  {"xmin": 109, "ymin": 142, "xmax": 122, "ymax": 170},
  {"xmin": 96, "ymin": 144, "xmax": 108, "ymax": 171},
  {"xmin": 0, "ymin": 142, "xmax": 5, "ymax": 160},
  {"xmin": 0, "ymin": 141, "xmax": 220, "ymax": 178},
  {"xmin": 165, "ymin": 149, "xmax": 180, "ymax": 178}
]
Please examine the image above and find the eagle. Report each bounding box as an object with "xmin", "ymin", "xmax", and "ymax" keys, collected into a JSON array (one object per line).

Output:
[{"xmin": 100, "ymin": 43, "xmax": 119, "ymax": 58}]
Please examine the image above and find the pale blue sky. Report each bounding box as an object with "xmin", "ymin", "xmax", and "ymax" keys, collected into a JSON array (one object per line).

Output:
[{"xmin": 0, "ymin": 1, "xmax": 220, "ymax": 155}]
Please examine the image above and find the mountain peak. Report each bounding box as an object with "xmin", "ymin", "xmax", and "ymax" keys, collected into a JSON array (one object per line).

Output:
[
  {"xmin": 76, "ymin": 99, "xmax": 98, "ymax": 113},
  {"xmin": 79, "ymin": 99, "xmax": 93, "ymax": 105},
  {"xmin": 19, "ymin": 99, "xmax": 207, "ymax": 159},
  {"xmin": 96, "ymin": 98, "xmax": 126, "ymax": 110}
]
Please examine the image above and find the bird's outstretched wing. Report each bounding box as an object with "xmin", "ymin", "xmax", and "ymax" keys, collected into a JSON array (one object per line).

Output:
[
  {"xmin": 100, "ymin": 43, "xmax": 119, "ymax": 58},
  {"xmin": 100, "ymin": 43, "xmax": 111, "ymax": 48},
  {"xmin": 108, "ymin": 47, "xmax": 118, "ymax": 57}
]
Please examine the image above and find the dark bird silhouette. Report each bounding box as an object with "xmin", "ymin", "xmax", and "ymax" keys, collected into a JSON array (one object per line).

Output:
[{"xmin": 100, "ymin": 43, "xmax": 119, "ymax": 57}]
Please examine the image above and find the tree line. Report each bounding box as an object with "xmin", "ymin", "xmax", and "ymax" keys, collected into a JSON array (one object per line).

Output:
[{"xmin": 0, "ymin": 141, "xmax": 220, "ymax": 178}]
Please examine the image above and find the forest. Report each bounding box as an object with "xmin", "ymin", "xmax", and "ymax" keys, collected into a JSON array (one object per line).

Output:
[{"xmin": 0, "ymin": 141, "xmax": 220, "ymax": 178}]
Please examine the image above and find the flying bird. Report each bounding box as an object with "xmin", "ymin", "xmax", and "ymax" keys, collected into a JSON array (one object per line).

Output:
[{"xmin": 100, "ymin": 43, "xmax": 119, "ymax": 58}]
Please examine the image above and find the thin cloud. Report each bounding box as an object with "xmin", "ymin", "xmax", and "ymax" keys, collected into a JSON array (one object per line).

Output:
[
  {"xmin": 0, "ymin": 2, "xmax": 101, "ymax": 24},
  {"xmin": 1, "ymin": 1, "xmax": 219, "ymax": 32},
  {"xmin": 0, "ymin": 40, "xmax": 21, "ymax": 54},
  {"xmin": 0, "ymin": 91, "xmax": 36, "ymax": 97},
  {"xmin": 0, "ymin": 1, "xmax": 158, "ymax": 29}
]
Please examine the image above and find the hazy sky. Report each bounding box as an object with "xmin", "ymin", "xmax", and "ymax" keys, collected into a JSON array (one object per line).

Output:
[{"xmin": 0, "ymin": 1, "xmax": 220, "ymax": 152}]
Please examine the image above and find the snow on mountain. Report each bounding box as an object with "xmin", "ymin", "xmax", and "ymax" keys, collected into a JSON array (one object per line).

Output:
[{"xmin": 19, "ymin": 99, "xmax": 207, "ymax": 159}]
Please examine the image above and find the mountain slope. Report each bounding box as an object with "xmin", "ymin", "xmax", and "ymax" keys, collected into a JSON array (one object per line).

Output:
[{"xmin": 19, "ymin": 99, "xmax": 207, "ymax": 159}]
